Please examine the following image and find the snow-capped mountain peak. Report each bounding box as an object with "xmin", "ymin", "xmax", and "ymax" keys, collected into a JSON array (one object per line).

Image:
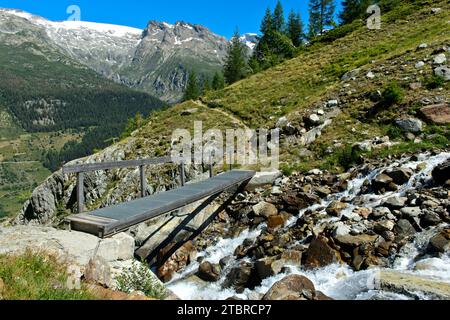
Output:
[{"xmin": 239, "ymin": 33, "xmax": 260, "ymax": 51}]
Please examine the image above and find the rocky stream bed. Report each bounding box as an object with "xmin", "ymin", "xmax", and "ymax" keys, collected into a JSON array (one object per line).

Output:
[{"xmin": 156, "ymin": 151, "xmax": 450, "ymax": 300}]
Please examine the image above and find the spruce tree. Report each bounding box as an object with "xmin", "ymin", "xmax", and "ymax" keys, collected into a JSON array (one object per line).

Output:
[
  {"xmin": 272, "ymin": 1, "xmax": 285, "ymax": 34},
  {"xmin": 212, "ymin": 71, "xmax": 225, "ymax": 90},
  {"xmin": 202, "ymin": 76, "xmax": 211, "ymax": 94},
  {"xmin": 223, "ymin": 30, "xmax": 249, "ymax": 85},
  {"xmin": 287, "ymin": 10, "xmax": 305, "ymax": 47},
  {"xmin": 308, "ymin": 0, "xmax": 336, "ymax": 39},
  {"xmin": 340, "ymin": 0, "xmax": 370, "ymax": 25},
  {"xmin": 183, "ymin": 70, "xmax": 200, "ymax": 101},
  {"xmin": 260, "ymin": 7, "xmax": 273, "ymax": 35}
]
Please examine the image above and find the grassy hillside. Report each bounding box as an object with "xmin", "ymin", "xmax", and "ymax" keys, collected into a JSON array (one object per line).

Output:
[{"xmin": 120, "ymin": 0, "xmax": 448, "ymax": 174}]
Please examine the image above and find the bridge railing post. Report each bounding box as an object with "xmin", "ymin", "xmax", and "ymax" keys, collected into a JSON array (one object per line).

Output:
[
  {"xmin": 140, "ymin": 165, "xmax": 147, "ymax": 198},
  {"xmin": 179, "ymin": 161, "xmax": 185, "ymax": 186},
  {"xmin": 76, "ymin": 172, "xmax": 84, "ymax": 213},
  {"xmin": 209, "ymin": 153, "xmax": 214, "ymax": 178}
]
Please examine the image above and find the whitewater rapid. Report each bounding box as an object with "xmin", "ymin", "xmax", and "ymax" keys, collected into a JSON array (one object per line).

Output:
[{"xmin": 167, "ymin": 152, "xmax": 450, "ymax": 300}]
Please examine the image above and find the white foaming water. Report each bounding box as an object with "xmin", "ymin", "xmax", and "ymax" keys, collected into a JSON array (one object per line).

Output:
[{"xmin": 167, "ymin": 152, "xmax": 450, "ymax": 300}]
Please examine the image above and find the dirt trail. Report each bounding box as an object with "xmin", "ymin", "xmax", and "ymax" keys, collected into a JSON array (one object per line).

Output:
[{"xmin": 193, "ymin": 100, "xmax": 251, "ymax": 131}]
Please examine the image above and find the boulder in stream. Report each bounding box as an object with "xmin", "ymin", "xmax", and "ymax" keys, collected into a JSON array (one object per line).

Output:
[{"xmin": 262, "ymin": 274, "xmax": 332, "ymax": 300}]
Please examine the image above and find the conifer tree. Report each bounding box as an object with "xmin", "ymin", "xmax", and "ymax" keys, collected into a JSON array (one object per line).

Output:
[
  {"xmin": 272, "ymin": 1, "xmax": 285, "ymax": 34},
  {"xmin": 287, "ymin": 10, "xmax": 305, "ymax": 47},
  {"xmin": 223, "ymin": 30, "xmax": 249, "ymax": 84},
  {"xmin": 211, "ymin": 71, "xmax": 225, "ymax": 90},
  {"xmin": 308, "ymin": 0, "xmax": 336, "ymax": 38},
  {"xmin": 202, "ymin": 76, "xmax": 211, "ymax": 94},
  {"xmin": 183, "ymin": 70, "xmax": 200, "ymax": 101},
  {"xmin": 260, "ymin": 7, "xmax": 273, "ymax": 35},
  {"xmin": 340, "ymin": 0, "xmax": 370, "ymax": 25}
]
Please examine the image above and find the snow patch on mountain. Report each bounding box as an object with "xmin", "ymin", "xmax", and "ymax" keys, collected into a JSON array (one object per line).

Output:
[
  {"xmin": 1, "ymin": 8, "xmax": 142, "ymax": 38},
  {"xmin": 240, "ymin": 33, "xmax": 260, "ymax": 51}
]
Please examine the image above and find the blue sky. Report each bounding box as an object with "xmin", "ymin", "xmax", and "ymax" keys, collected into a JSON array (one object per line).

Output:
[{"xmin": 0, "ymin": 0, "xmax": 342, "ymax": 38}]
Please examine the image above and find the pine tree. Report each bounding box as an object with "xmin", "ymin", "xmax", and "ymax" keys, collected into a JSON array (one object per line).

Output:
[
  {"xmin": 223, "ymin": 30, "xmax": 249, "ymax": 85},
  {"xmin": 260, "ymin": 7, "xmax": 273, "ymax": 35},
  {"xmin": 308, "ymin": 0, "xmax": 336, "ymax": 39},
  {"xmin": 287, "ymin": 10, "xmax": 305, "ymax": 47},
  {"xmin": 202, "ymin": 76, "xmax": 211, "ymax": 94},
  {"xmin": 340, "ymin": 0, "xmax": 371, "ymax": 25},
  {"xmin": 211, "ymin": 71, "xmax": 225, "ymax": 90},
  {"xmin": 183, "ymin": 71, "xmax": 200, "ymax": 101},
  {"xmin": 272, "ymin": 1, "xmax": 285, "ymax": 34}
]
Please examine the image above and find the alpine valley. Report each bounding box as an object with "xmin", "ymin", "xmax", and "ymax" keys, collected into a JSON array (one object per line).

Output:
[
  {"xmin": 0, "ymin": 0, "xmax": 449, "ymax": 302},
  {"xmin": 0, "ymin": 8, "xmax": 257, "ymax": 217}
]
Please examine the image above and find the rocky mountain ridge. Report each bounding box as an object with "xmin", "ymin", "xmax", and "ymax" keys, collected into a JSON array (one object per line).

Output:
[{"xmin": 0, "ymin": 9, "xmax": 257, "ymax": 103}]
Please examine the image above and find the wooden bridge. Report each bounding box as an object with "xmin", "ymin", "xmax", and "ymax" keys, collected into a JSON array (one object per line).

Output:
[{"xmin": 62, "ymin": 157, "xmax": 255, "ymax": 238}]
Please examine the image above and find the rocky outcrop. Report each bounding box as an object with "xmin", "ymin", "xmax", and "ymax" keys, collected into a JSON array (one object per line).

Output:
[
  {"xmin": 0, "ymin": 225, "xmax": 141, "ymax": 289},
  {"xmin": 378, "ymin": 270, "xmax": 450, "ymax": 300},
  {"xmin": 14, "ymin": 172, "xmax": 65, "ymax": 225},
  {"xmin": 0, "ymin": 226, "xmax": 135, "ymax": 266}
]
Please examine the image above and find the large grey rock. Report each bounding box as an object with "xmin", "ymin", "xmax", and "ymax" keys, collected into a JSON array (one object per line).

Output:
[
  {"xmin": 303, "ymin": 236, "xmax": 343, "ymax": 269},
  {"xmin": 372, "ymin": 174, "xmax": 394, "ymax": 191},
  {"xmin": 400, "ymin": 207, "xmax": 422, "ymax": 218},
  {"xmin": 434, "ymin": 66, "xmax": 450, "ymax": 81},
  {"xmin": 419, "ymin": 104, "xmax": 450, "ymax": 125},
  {"xmin": 307, "ymin": 114, "xmax": 322, "ymax": 126},
  {"xmin": 14, "ymin": 172, "xmax": 64, "ymax": 226},
  {"xmin": 384, "ymin": 196, "xmax": 408, "ymax": 209},
  {"xmin": 85, "ymin": 256, "xmax": 113, "ymax": 287},
  {"xmin": 417, "ymin": 43, "xmax": 428, "ymax": 50},
  {"xmin": 433, "ymin": 54, "xmax": 447, "ymax": 65},
  {"xmin": 255, "ymin": 257, "xmax": 285, "ymax": 279},
  {"xmin": 395, "ymin": 118, "xmax": 423, "ymax": 133},
  {"xmin": 427, "ymin": 229, "xmax": 450, "ymax": 254},
  {"xmin": 247, "ymin": 170, "xmax": 282, "ymax": 189},
  {"xmin": 393, "ymin": 219, "xmax": 416, "ymax": 241},
  {"xmin": 384, "ymin": 168, "xmax": 413, "ymax": 185},
  {"xmin": 378, "ymin": 270, "xmax": 450, "ymax": 300},
  {"xmin": 197, "ymin": 261, "xmax": 221, "ymax": 282},
  {"xmin": 262, "ymin": 275, "xmax": 316, "ymax": 300},
  {"xmin": 253, "ymin": 201, "xmax": 278, "ymax": 218},
  {"xmin": 432, "ymin": 160, "xmax": 450, "ymax": 185},
  {"xmin": 415, "ymin": 61, "xmax": 425, "ymax": 69},
  {"xmin": 372, "ymin": 207, "xmax": 391, "ymax": 220},
  {"xmin": 0, "ymin": 226, "xmax": 135, "ymax": 268}
]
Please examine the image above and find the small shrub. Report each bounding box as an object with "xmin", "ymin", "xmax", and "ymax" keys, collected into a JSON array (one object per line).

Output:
[
  {"xmin": 381, "ymin": 82, "xmax": 404, "ymax": 107},
  {"xmin": 325, "ymin": 145, "xmax": 364, "ymax": 171},
  {"xmin": 115, "ymin": 261, "xmax": 167, "ymax": 299},
  {"xmin": 281, "ymin": 164, "xmax": 294, "ymax": 176},
  {"xmin": 386, "ymin": 125, "xmax": 404, "ymax": 140},
  {"xmin": 424, "ymin": 75, "xmax": 445, "ymax": 90}
]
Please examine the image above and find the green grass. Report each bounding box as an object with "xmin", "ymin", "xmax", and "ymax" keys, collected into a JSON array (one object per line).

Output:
[{"xmin": 0, "ymin": 250, "xmax": 96, "ymax": 300}]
